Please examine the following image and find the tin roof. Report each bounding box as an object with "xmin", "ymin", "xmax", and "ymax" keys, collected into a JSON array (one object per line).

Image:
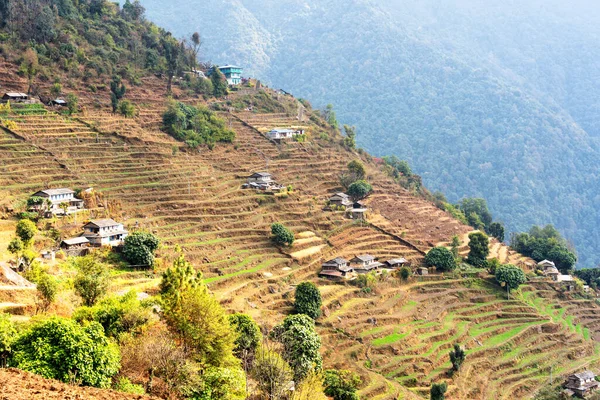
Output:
[{"xmin": 34, "ymin": 188, "xmax": 75, "ymax": 196}]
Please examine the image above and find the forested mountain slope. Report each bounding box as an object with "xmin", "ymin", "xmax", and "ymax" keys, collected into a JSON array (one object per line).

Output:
[{"xmin": 137, "ymin": 0, "xmax": 600, "ymax": 267}]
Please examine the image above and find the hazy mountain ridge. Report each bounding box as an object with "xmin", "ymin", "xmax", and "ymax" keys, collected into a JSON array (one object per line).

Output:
[{"xmin": 139, "ymin": 0, "xmax": 600, "ymax": 266}]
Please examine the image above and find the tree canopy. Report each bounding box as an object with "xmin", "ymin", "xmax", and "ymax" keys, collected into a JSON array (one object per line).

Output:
[
  {"xmin": 467, "ymin": 232, "xmax": 490, "ymax": 268},
  {"xmin": 510, "ymin": 225, "xmax": 577, "ymax": 273},
  {"xmin": 122, "ymin": 231, "xmax": 160, "ymax": 268},
  {"xmin": 294, "ymin": 282, "xmax": 322, "ymax": 320},
  {"xmin": 425, "ymin": 247, "xmax": 456, "ymax": 272},
  {"xmin": 495, "ymin": 264, "xmax": 527, "ymax": 293}
]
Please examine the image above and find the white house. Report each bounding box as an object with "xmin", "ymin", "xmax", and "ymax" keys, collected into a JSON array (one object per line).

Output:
[
  {"xmin": 319, "ymin": 257, "xmax": 355, "ymax": 279},
  {"xmin": 30, "ymin": 188, "xmax": 84, "ymax": 215},
  {"xmin": 247, "ymin": 172, "xmax": 273, "ymax": 184},
  {"xmin": 82, "ymin": 219, "xmax": 128, "ymax": 247},
  {"xmin": 329, "ymin": 193, "xmax": 352, "ymax": 209},
  {"xmin": 266, "ymin": 128, "xmax": 305, "ymax": 140}
]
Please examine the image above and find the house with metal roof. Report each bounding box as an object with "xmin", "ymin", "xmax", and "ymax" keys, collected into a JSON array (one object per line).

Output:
[
  {"xmin": 385, "ymin": 258, "xmax": 409, "ymax": 269},
  {"xmin": 30, "ymin": 188, "xmax": 84, "ymax": 215},
  {"xmin": 2, "ymin": 92, "xmax": 28, "ymax": 102},
  {"xmin": 329, "ymin": 193, "xmax": 352, "ymax": 209},
  {"xmin": 538, "ymin": 259, "xmax": 556, "ymax": 269},
  {"xmin": 247, "ymin": 172, "xmax": 273, "ymax": 184},
  {"xmin": 82, "ymin": 219, "xmax": 128, "ymax": 247},
  {"xmin": 320, "ymin": 257, "xmax": 355, "ymax": 280},
  {"xmin": 266, "ymin": 128, "xmax": 305, "ymax": 141},
  {"xmin": 350, "ymin": 255, "xmax": 383, "ymax": 274},
  {"xmin": 564, "ymin": 370, "xmax": 599, "ymax": 397}
]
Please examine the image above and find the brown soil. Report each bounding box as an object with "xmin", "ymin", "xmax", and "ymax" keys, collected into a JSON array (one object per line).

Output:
[{"xmin": 0, "ymin": 368, "xmax": 158, "ymax": 400}]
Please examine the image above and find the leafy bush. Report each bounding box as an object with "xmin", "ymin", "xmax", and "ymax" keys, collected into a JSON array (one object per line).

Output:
[
  {"xmin": 162, "ymin": 101, "xmax": 235, "ymax": 148},
  {"xmin": 510, "ymin": 225, "xmax": 577, "ymax": 273},
  {"xmin": 16, "ymin": 219, "xmax": 37, "ymax": 246},
  {"xmin": 12, "ymin": 317, "xmax": 120, "ymax": 388},
  {"xmin": 118, "ymin": 99, "xmax": 137, "ymax": 117},
  {"xmin": 323, "ymin": 369, "xmax": 361, "ymax": 400},
  {"xmin": 113, "ymin": 377, "xmax": 145, "ymax": 395},
  {"xmin": 425, "ymin": 247, "xmax": 457, "ymax": 272},
  {"xmin": 430, "ymin": 382, "xmax": 448, "ymax": 400},
  {"xmin": 271, "ymin": 223, "xmax": 295, "ymax": 246},
  {"xmin": 0, "ymin": 314, "xmax": 16, "ymax": 367},
  {"xmin": 73, "ymin": 291, "xmax": 154, "ymax": 338},
  {"xmin": 294, "ymin": 282, "xmax": 322, "ymax": 320},
  {"xmin": 122, "ymin": 231, "xmax": 159, "ymax": 268},
  {"xmin": 449, "ymin": 344, "xmax": 466, "ymax": 371},
  {"xmin": 399, "ymin": 266, "xmax": 411, "ymax": 280}
]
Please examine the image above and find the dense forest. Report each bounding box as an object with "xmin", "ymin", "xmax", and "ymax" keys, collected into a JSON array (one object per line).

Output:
[{"xmin": 137, "ymin": 0, "xmax": 600, "ymax": 267}]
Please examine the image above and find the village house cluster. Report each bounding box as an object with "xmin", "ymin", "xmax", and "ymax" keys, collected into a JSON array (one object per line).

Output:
[
  {"xmin": 242, "ymin": 172, "xmax": 285, "ymax": 192},
  {"xmin": 328, "ymin": 192, "xmax": 368, "ymax": 220},
  {"xmin": 319, "ymin": 254, "xmax": 415, "ymax": 280}
]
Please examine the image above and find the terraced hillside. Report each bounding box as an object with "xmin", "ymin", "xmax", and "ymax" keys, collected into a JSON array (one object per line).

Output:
[{"xmin": 0, "ymin": 74, "xmax": 598, "ymax": 399}]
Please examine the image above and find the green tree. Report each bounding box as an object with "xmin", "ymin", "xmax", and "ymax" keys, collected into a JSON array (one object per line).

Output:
[
  {"xmin": 347, "ymin": 180, "xmax": 372, "ymax": 201},
  {"xmin": 430, "ymin": 382, "xmax": 447, "ymax": 400},
  {"xmin": 0, "ymin": 313, "xmax": 15, "ymax": 368},
  {"xmin": 322, "ymin": 104, "xmax": 338, "ymax": 129},
  {"xmin": 252, "ymin": 347, "xmax": 293, "ymax": 399},
  {"xmin": 12, "ymin": 317, "xmax": 120, "ymax": 388},
  {"xmin": 196, "ymin": 366, "xmax": 247, "ymax": 400},
  {"xmin": 323, "ymin": 369, "xmax": 361, "ymax": 400},
  {"xmin": 459, "ymin": 198, "xmax": 493, "ymax": 229},
  {"xmin": 50, "ymin": 82, "xmax": 63, "ymax": 98},
  {"xmin": 347, "ymin": 160, "xmax": 366, "ymax": 179},
  {"xmin": 211, "ymin": 66, "xmax": 229, "ymax": 98},
  {"xmin": 495, "ymin": 264, "xmax": 527, "ymax": 294},
  {"xmin": 160, "ymin": 255, "xmax": 237, "ymax": 367},
  {"xmin": 449, "ymin": 344, "xmax": 465, "ymax": 372},
  {"xmin": 66, "ymin": 93, "xmax": 79, "ymax": 115},
  {"xmin": 162, "ymin": 35, "xmax": 181, "ymax": 94},
  {"xmin": 15, "ymin": 219, "xmax": 37, "ymax": 247},
  {"xmin": 229, "ymin": 313, "xmax": 262, "ymax": 367},
  {"xmin": 399, "ymin": 266, "xmax": 411, "ymax": 280},
  {"xmin": 110, "ymin": 76, "xmax": 126, "ymax": 113},
  {"xmin": 73, "ymin": 255, "xmax": 110, "ymax": 306},
  {"xmin": 123, "ymin": 231, "xmax": 160, "ymax": 268},
  {"xmin": 450, "ymin": 235, "xmax": 461, "ymax": 259},
  {"xmin": 7, "ymin": 237, "xmax": 24, "ymax": 256},
  {"xmin": 36, "ymin": 273, "xmax": 58, "ymax": 313},
  {"xmin": 343, "ymin": 125, "xmax": 356, "ymax": 149},
  {"xmin": 271, "ymin": 314, "xmax": 322, "ymax": 381},
  {"xmin": 488, "ymin": 222, "xmax": 505, "ymax": 242},
  {"xmin": 424, "ymin": 247, "xmax": 456, "ymax": 272},
  {"xmin": 294, "ymin": 282, "xmax": 322, "ymax": 320},
  {"xmin": 467, "ymin": 232, "xmax": 490, "ymax": 267},
  {"xmin": 271, "ymin": 223, "xmax": 295, "ymax": 246}
]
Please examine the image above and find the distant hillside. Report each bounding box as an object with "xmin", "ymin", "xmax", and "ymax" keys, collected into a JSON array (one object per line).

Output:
[{"xmin": 137, "ymin": 0, "xmax": 600, "ymax": 267}]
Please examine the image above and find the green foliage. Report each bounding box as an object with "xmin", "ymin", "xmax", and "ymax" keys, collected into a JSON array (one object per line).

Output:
[
  {"xmin": 444, "ymin": 203, "xmax": 468, "ymax": 225},
  {"xmin": 73, "ymin": 291, "xmax": 154, "ymax": 338},
  {"xmin": 162, "ymin": 101, "xmax": 235, "ymax": 148},
  {"xmin": 342, "ymin": 125, "xmax": 356, "ymax": 149},
  {"xmin": 322, "ymin": 104, "xmax": 338, "ymax": 129},
  {"xmin": 495, "ymin": 264, "xmax": 527, "ymax": 293},
  {"xmin": 271, "ymin": 314, "xmax": 322, "ymax": 382},
  {"xmin": 161, "ymin": 255, "xmax": 237, "ymax": 368},
  {"xmin": 36, "ymin": 273, "xmax": 58, "ymax": 313},
  {"xmin": 7, "ymin": 237, "xmax": 23, "ymax": 255},
  {"xmin": 110, "ymin": 76, "xmax": 126, "ymax": 113},
  {"xmin": 72, "ymin": 255, "xmax": 110, "ymax": 306},
  {"xmin": 271, "ymin": 222, "xmax": 295, "ymax": 246},
  {"xmin": 191, "ymin": 366, "xmax": 247, "ymax": 400},
  {"xmin": 399, "ymin": 266, "xmax": 411, "ymax": 280},
  {"xmin": 294, "ymin": 282, "xmax": 322, "ymax": 320},
  {"xmin": 16, "ymin": 219, "xmax": 37, "ymax": 246},
  {"xmin": 323, "ymin": 369, "xmax": 361, "ymax": 400},
  {"xmin": 430, "ymin": 382, "xmax": 447, "ymax": 400},
  {"xmin": 123, "ymin": 231, "xmax": 160, "ymax": 268},
  {"xmin": 66, "ymin": 94, "xmax": 78, "ymax": 115},
  {"xmin": 449, "ymin": 344, "xmax": 465, "ymax": 371},
  {"xmin": 0, "ymin": 313, "xmax": 16, "ymax": 367},
  {"xmin": 347, "ymin": 180, "xmax": 372, "ymax": 201},
  {"xmin": 488, "ymin": 222, "xmax": 505, "ymax": 242},
  {"xmin": 467, "ymin": 232, "xmax": 490, "ymax": 267},
  {"xmin": 347, "ymin": 160, "xmax": 366, "ymax": 179},
  {"xmin": 118, "ymin": 99, "xmax": 137, "ymax": 117},
  {"xmin": 355, "ymin": 271, "xmax": 378, "ymax": 293},
  {"xmin": 228, "ymin": 313, "xmax": 262, "ymax": 361},
  {"xmin": 12, "ymin": 317, "xmax": 120, "ymax": 388},
  {"xmin": 510, "ymin": 225, "xmax": 577, "ymax": 273},
  {"xmin": 113, "ymin": 377, "xmax": 145, "ymax": 395},
  {"xmin": 459, "ymin": 198, "xmax": 492, "ymax": 230},
  {"xmin": 425, "ymin": 247, "xmax": 456, "ymax": 272},
  {"xmin": 211, "ymin": 66, "xmax": 229, "ymax": 97},
  {"xmin": 487, "ymin": 258, "xmax": 502, "ymax": 275},
  {"xmin": 450, "ymin": 235, "xmax": 461, "ymax": 259}
]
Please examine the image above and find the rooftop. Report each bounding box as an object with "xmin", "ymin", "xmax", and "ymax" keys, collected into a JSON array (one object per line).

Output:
[
  {"xmin": 323, "ymin": 257, "xmax": 348, "ymax": 266},
  {"xmin": 84, "ymin": 218, "xmax": 121, "ymax": 228},
  {"xmin": 62, "ymin": 237, "xmax": 90, "ymax": 246},
  {"xmin": 352, "ymin": 254, "xmax": 375, "ymax": 262},
  {"xmin": 34, "ymin": 188, "xmax": 75, "ymax": 196}
]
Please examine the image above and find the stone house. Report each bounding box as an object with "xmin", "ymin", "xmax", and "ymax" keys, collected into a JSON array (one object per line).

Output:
[
  {"xmin": 319, "ymin": 257, "xmax": 355, "ymax": 279},
  {"xmin": 564, "ymin": 370, "xmax": 599, "ymax": 398},
  {"xmin": 329, "ymin": 193, "xmax": 352, "ymax": 209},
  {"xmin": 349, "ymin": 255, "xmax": 383, "ymax": 274}
]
